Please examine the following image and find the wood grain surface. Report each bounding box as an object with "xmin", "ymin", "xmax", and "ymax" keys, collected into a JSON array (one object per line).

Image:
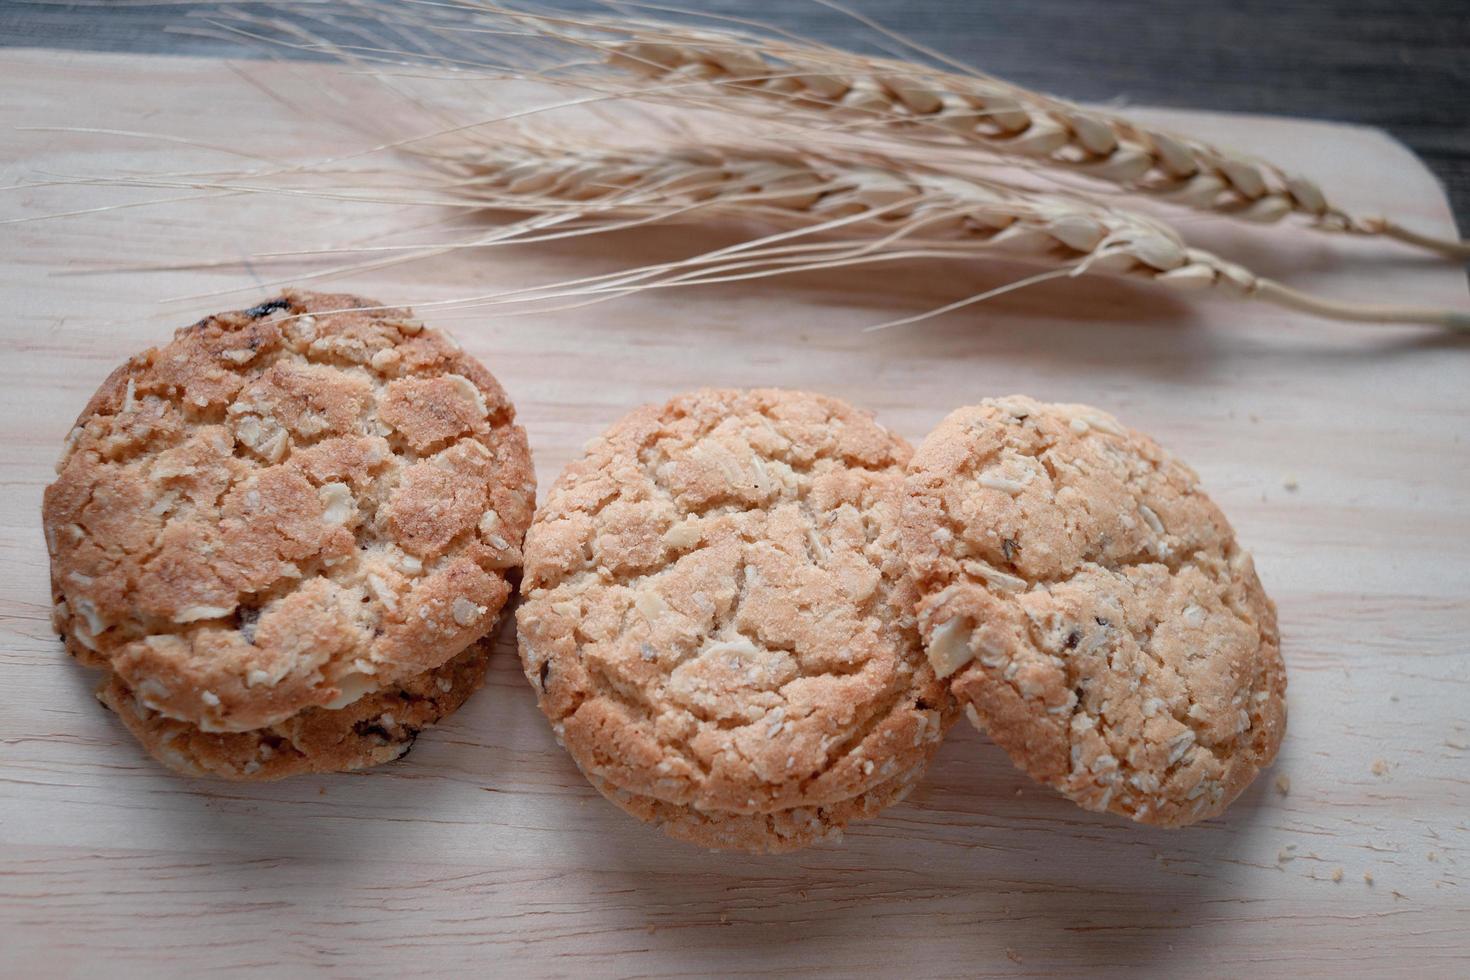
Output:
[
  {"xmin": 2, "ymin": 0, "xmax": 1466, "ymax": 227},
  {"xmin": 1, "ymin": 49, "xmax": 1468, "ymax": 978}
]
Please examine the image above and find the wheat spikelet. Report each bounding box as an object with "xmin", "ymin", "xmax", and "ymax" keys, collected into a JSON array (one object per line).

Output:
[
  {"xmin": 348, "ymin": 1, "xmax": 1465, "ymax": 259},
  {"xmin": 435, "ymin": 139, "xmax": 1467, "ymax": 329}
]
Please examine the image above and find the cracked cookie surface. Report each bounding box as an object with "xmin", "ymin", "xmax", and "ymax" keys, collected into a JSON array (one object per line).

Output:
[
  {"xmin": 901, "ymin": 396, "xmax": 1285, "ymax": 827},
  {"xmin": 43, "ymin": 291, "xmax": 534, "ymax": 735},
  {"xmin": 98, "ymin": 637, "xmax": 491, "ymax": 780},
  {"xmin": 517, "ymin": 388, "xmax": 952, "ymax": 852}
]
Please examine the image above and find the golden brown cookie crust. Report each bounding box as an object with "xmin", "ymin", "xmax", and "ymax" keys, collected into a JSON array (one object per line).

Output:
[
  {"xmin": 517, "ymin": 388, "xmax": 952, "ymax": 851},
  {"xmin": 43, "ymin": 291, "xmax": 534, "ymax": 733},
  {"xmin": 98, "ymin": 639, "xmax": 491, "ymax": 780},
  {"xmin": 901, "ymin": 396, "xmax": 1285, "ymax": 828}
]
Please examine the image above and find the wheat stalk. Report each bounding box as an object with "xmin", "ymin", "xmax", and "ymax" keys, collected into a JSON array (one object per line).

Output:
[
  {"xmin": 330, "ymin": 1, "xmax": 1466, "ymax": 259},
  {"xmin": 432, "ymin": 139, "xmax": 1467, "ymax": 329}
]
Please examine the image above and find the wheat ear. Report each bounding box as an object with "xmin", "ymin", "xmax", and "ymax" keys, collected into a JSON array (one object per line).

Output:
[
  {"xmin": 227, "ymin": 3, "xmax": 1466, "ymax": 259},
  {"xmin": 602, "ymin": 37, "xmax": 1469, "ymax": 261},
  {"xmin": 434, "ymin": 141, "xmax": 1467, "ymax": 329},
  {"xmin": 371, "ymin": 0, "xmax": 1463, "ymax": 259}
]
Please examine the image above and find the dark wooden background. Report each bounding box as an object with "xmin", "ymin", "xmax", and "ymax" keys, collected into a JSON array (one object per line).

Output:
[{"xmin": 1, "ymin": 0, "xmax": 1466, "ymax": 227}]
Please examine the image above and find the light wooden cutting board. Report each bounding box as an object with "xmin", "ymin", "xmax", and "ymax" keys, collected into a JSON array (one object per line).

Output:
[{"xmin": 1, "ymin": 48, "xmax": 1467, "ymax": 978}]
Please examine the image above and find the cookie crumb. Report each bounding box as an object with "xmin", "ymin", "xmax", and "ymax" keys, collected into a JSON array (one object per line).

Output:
[
  {"xmin": 1363, "ymin": 871, "xmax": 1374, "ymax": 886},
  {"xmin": 1427, "ymin": 851, "xmax": 1438, "ymax": 863},
  {"xmin": 1331, "ymin": 867, "xmax": 1344, "ymax": 883},
  {"xmin": 1277, "ymin": 846, "xmax": 1297, "ymax": 864},
  {"xmin": 1282, "ymin": 476, "xmax": 1299, "ymax": 492},
  {"xmin": 1006, "ymin": 949, "xmax": 1023, "ymax": 965},
  {"xmin": 1275, "ymin": 774, "xmax": 1291, "ymax": 796},
  {"xmin": 1371, "ymin": 758, "xmax": 1391, "ymax": 777}
]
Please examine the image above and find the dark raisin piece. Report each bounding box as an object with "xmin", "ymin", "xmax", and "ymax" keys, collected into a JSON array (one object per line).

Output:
[
  {"xmin": 244, "ymin": 297, "xmax": 291, "ymax": 319},
  {"xmin": 233, "ymin": 605, "xmax": 261, "ymax": 644},
  {"xmin": 352, "ymin": 721, "xmax": 395, "ymax": 743}
]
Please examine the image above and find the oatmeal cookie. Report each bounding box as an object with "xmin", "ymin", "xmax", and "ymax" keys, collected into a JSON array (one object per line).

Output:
[
  {"xmin": 517, "ymin": 388, "xmax": 952, "ymax": 852},
  {"xmin": 901, "ymin": 396, "xmax": 1285, "ymax": 827},
  {"xmin": 98, "ymin": 637, "xmax": 491, "ymax": 779},
  {"xmin": 43, "ymin": 291, "xmax": 534, "ymax": 738}
]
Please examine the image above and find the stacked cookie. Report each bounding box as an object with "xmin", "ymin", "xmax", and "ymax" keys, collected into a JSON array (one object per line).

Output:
[
  {"xmin": 518, "ymin": 390, "xmax": 1286, "ymax": 850},
  {"xmin": 516, "ymin": 390, "xmax": 952, "ymax": 851},
  {"xmin": 43, "ymin": 292, "xmax": 534, "ymax": 778}
]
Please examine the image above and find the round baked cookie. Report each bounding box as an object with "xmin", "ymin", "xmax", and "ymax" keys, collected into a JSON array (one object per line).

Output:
[
  {"xmin": 516, "ymin": 388, "xmax": 953, "ymax": 853},
  {"xmin": 98, "ymin": 637, "xmax": 492, "ymax": 780},
  {"xmin": 43, "ymin": 290, "xmax": 535, "ymax": 736},
  {"xmin": 901, "ymin": 396, "xmax": 1285, "ymax": 828}
]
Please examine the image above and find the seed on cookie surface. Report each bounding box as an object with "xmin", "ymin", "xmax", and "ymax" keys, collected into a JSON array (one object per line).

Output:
[
  {"xmin": 43, "ymin": 290, "xmax": 534, "ymax": 775},
  {"xmin": 900, "ymin": 396, "xmax": 1286, "ymax": 828},
  {"xmin": 517, "ymin": 388, "xmax": 953, "ymax": 853}
]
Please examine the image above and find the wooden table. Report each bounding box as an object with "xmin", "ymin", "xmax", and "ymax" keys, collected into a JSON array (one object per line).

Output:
[{"xmin": 1, "ymin": 36, "xmax": 1467, "ymax": 980}]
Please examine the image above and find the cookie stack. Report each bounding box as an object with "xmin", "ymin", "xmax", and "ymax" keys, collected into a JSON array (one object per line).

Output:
[
  {"xmin": 518, "ymin": 389, "xmax": 1286, "ymax": 851},
  {"xmin": 516, "ymin": 389, "xmax": 951, "ymax": 851},
  {"xmin": 43, "ymin": 292, "xmax": 535, "ymax": 778}
]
